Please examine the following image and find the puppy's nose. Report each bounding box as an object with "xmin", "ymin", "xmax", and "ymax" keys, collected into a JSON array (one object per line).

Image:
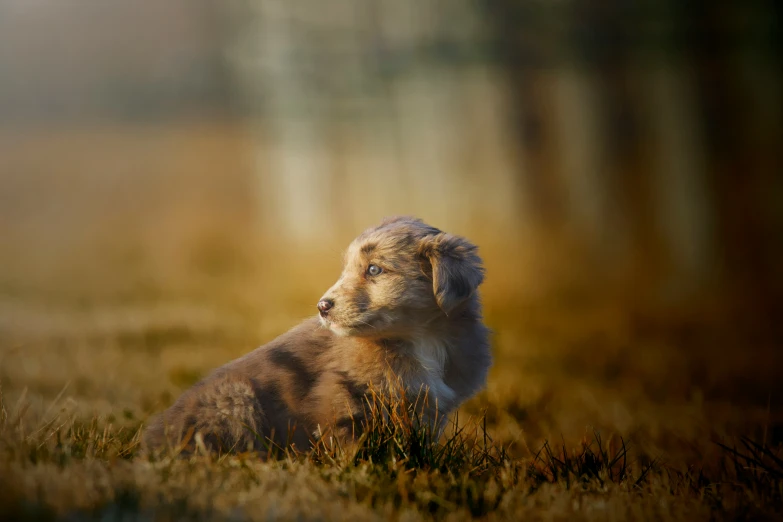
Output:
[{"xmin": 317, "ymin": 299, "xmax": 334, "ymax": 316}]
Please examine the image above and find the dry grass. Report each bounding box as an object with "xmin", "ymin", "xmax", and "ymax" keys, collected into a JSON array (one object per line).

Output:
[
  {"xmin": 1, "ymin": 122, "xmax": 782, "ymax": 521},
  {"xmin": 1, "ymin": 380, "xmax": 781, "ymax": 521}
]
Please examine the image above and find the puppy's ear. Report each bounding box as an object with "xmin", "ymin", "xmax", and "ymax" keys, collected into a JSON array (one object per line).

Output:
[{"xmin": 423, "ymin": 233, "xmax": 484, "ymax": 315}]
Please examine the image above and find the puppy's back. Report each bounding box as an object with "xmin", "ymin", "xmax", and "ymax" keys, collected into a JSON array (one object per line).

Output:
[{"xmin": 144, "ymin": 318, "xmax": 332, "ymax": 454}]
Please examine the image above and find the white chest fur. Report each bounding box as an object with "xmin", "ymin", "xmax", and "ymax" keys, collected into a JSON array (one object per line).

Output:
[{"xmin": 406, "ymin": 337, "xmax": 456, "ymax": 409}]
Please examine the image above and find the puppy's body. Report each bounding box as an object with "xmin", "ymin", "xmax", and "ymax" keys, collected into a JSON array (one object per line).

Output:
[{"xmin": 144, "ymin": 217, "xmax": 491, "ymax": 454}]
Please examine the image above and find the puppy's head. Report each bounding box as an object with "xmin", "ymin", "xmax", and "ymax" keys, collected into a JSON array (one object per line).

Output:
[{"xmin": 317, "ymin": 216, "xmax": 484, "ymax": 338}]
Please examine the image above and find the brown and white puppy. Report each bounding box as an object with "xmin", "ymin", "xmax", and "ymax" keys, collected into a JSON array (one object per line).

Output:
[{"xmin": 143, "ymin": 216, "xmax": 491, "ymax": 454}]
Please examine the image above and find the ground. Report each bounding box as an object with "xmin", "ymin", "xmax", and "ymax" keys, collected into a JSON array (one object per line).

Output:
[{"xmin": 0, "ymin": 123, "xmax": 781, "ymax": 521}]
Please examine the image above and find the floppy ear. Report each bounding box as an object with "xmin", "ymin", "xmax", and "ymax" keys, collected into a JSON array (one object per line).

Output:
[{"xmin": 424, "ymin": 233, "xmax": 484, "ymax": 315}]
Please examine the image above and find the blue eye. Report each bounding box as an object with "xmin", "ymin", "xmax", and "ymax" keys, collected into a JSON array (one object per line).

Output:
[{"xmin": 367, "ymin": 264, "xmax": 383, "ymax": 276}]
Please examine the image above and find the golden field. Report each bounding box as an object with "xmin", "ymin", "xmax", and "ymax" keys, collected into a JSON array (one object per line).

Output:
[{"xmin": 1, "ymin": 123, "xmax": 781, "ymax": 521}]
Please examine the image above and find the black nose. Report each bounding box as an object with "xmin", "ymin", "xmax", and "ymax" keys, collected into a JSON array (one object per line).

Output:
[{"xmin": 317, "ymin": 299, "xmax": 334, "ymax": 316}]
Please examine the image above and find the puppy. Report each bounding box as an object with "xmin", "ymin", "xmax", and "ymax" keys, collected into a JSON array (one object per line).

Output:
[{"xmin": 143, "ymin": 216, "xmax": 491, "ymax": 454}]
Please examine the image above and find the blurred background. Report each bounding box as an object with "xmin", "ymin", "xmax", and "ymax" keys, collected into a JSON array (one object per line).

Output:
[{"xmin": 1, "ymin": 0, "xmax": 781, "ymax": 455}]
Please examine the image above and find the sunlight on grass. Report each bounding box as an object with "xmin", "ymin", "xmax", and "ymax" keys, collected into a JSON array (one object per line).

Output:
[
  {"xmin": 1, "ymin": 123, "xmax": 781, "ymax": 520},
  {"xmin": 1, "ymin": 385, "xmax": 781, "ymax": 521}
]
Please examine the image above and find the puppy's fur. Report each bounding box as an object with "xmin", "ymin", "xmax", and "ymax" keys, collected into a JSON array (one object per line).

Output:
[{"xmin": 144, "ymin": 217, "xmax": 491, "ymax": 454}]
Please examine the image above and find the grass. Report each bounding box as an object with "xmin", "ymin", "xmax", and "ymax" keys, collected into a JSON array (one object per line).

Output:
[
  {"xmin": 1, "ymin": 382, "xmax": 782, "ymax": 521},
  {"xmin": 1, "ymin": 290, "xmax": 781, "ymax": 522},
  {"xmin": 1, "ymin": 121, "xmax": 782, "ymax": 520}
]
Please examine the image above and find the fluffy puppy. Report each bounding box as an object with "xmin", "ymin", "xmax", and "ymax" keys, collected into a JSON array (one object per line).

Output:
[{"xmin": 144, "ymin": 216, "xmax": 491, "ymax": 454}]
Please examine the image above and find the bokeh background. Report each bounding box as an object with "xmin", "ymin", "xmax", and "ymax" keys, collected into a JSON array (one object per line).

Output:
[{"xmin": 1, "ymin": 0, "xmax": 781, "ymax": 460}]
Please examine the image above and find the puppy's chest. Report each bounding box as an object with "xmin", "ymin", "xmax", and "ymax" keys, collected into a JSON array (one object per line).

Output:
[
  {"xmin": 390, "ymin": 338, "xmax": 456, "ymax": 406},
  {"xmin": 323, "ymin": 338, "xmax": 457, "ymax": 410}
]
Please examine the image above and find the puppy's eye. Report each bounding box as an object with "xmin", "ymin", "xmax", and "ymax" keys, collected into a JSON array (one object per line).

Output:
[{"xmin": 366, "ymin": 264, "xmax": 383, "ymax": 276}]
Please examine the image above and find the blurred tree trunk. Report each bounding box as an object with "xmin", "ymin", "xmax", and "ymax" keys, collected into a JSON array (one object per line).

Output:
[
  {"xmin": 481, "ymin": 0, "xmax": 567, "ymax": 234},
  {"xmin": 687, "ymin": 0, "xmax": 783, "ymax": 306},
  {"xmin": 584, "ymin": 0, "xmax": 666, "ymax": 294}
]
